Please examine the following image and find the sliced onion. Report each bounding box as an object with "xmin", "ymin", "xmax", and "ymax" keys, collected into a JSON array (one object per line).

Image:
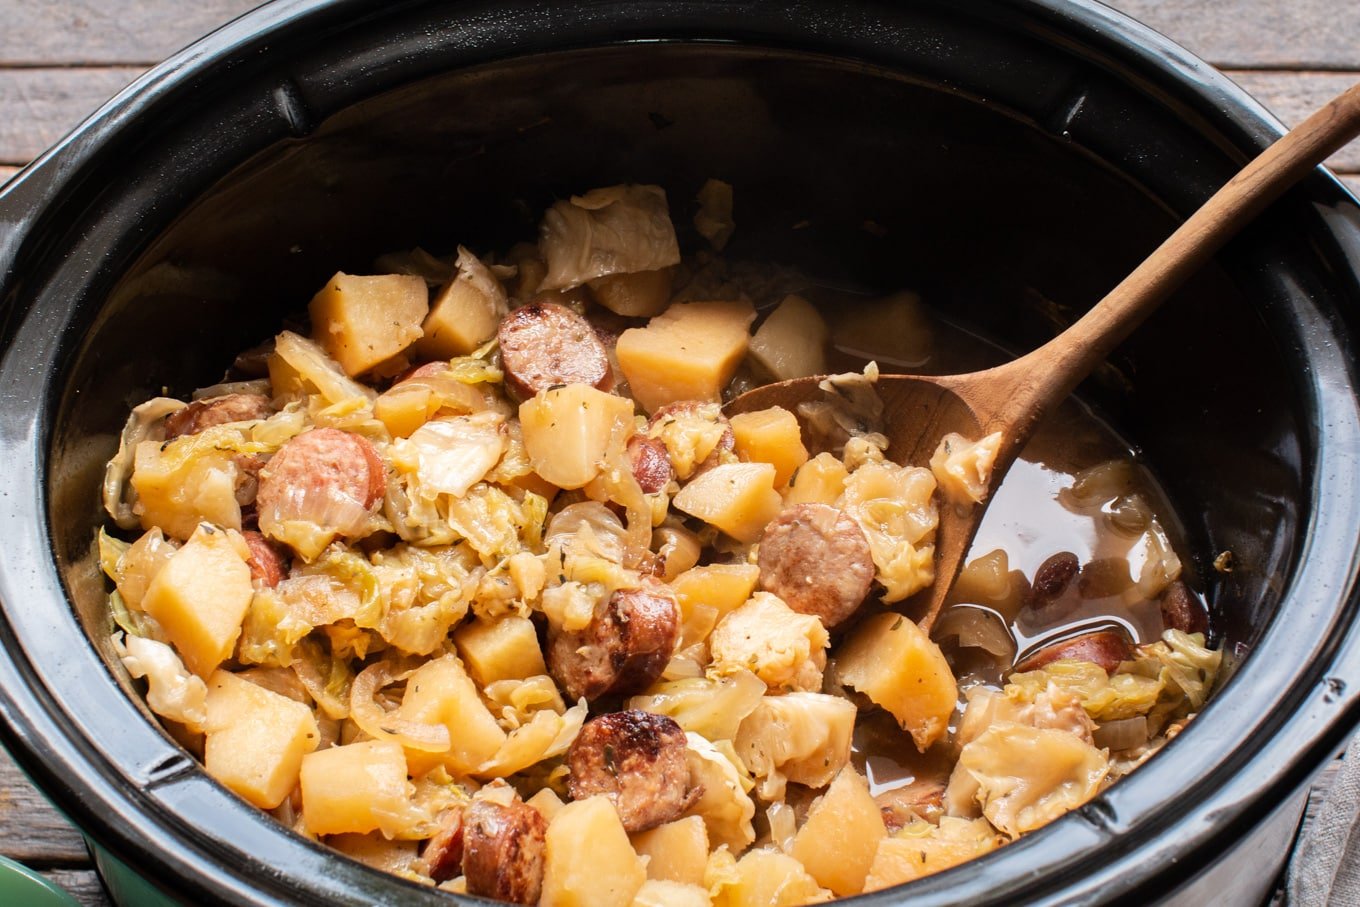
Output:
[
  {"xmin": 350, "ymin": 660, "xmax": 451, "ymax": 752},
  {"xmin": 1093, "ymin": 715, "xmax": 1149, "ymax": 752},
  {"xmin": 933, "ymin": 604, "xmax": 1017, "ymax": 661}
]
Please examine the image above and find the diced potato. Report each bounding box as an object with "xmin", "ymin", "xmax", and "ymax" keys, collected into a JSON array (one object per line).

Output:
[
  {"xmin": 326, "ymin": 833, "xmax": 419, "ymax": 875},
  {"xmin": 588, "ymin": 268, "xmax": 672, "ymax": 318},
  {"xmin": 709, "ymin": 592, "xmax": 828, "ymax": 692},
  {"xmin": 832, "ymin": 290, "xmax": 931, "ymax": 369},
  {"xmin": 930, "ymin": 431, "xmax": 1003, "ymax": 505},
  {"xmin": 669, "ymin": 563, "xmax": 760, "ymax": 629},
  {"xmin": 835, "ymin": 612, "xmax": 957, "ymax": 751},
  {"xmin": 419, "ymin": 247, "xmax": 509, "ymax": 358},
  {"xmin": 374, "ymin": 373, "xmax": 486, "ymax": 439},
  {"xmin": 728, "ymin": 407, "xmax": 808, "ymax": 488},
  {"xmin": 790, "ymin": 766, "xmax": 887, "ymax": 895},
  {"xmin": 863, "ymin": 817, "xmax": 1000, "ymax": 891},
  {"xmin": 542, "ymin": 795, "xmax": 647, "ymax": 907},
  {"xmin": 453, "ymin": 616, "xmax": 547, "ymax": 686},
  {"xmin": 141, "ymin": 525, "xmax": 254, "ymax": 678},
  {"xmin": 617, "ymin": 300, "xmax": 756, "ymax": 413},
  {"xmin": 397, "ymin": 654, "xmax": 507, "ymax": 775},
  {"xmin": 634, "ymin": 880, "xmax": 712, "ymax": 907},
  {"xmin": 632, "ymin": 816, "xmax": 710, "ymax": 885},
  {"xmin": 203, "ymin": 670, "xmax": 319, "ymax": 809},
  {"xmin": 782, "ymin": 452, "xmax": 849, "ymax": 506},
  {"xmin": 300, "ymin": 740, "xmax": 410, "ymax": 836},
  {"xmin": 131, "ymin": 439, "xmax": 242, "ymax": 541},
  {"xmin": 734, "ymin": 692, "xmax": 855, "ymax": 799},
  {"xmin": 747, "ymin": 295, "xmax": 828, "ymax": 382},
  {"xmin": 672, "ymin": 463, "xmax": 781, "ymax": 544},
  {"xmin": 714, "ymin": 850, "xmax": 831, "ymax": 907},
  {"xmin": 309, "ymin": 272, "xmax": 429, "ymax": 376},
  {"xmin": 693, "ymin": 179, "xmax": 735, "ymax": 251},
  {"xmin": 520, "ymin": 384, "xmax": 636, "ymax": 489},
  {"xmin": 527, "ymin": 787, "xmax": 567, "ymax": 823}
]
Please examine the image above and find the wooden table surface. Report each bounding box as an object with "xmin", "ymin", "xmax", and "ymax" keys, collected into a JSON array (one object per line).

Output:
[{"xmin": 0, "ymin": 1, "xmax": 1357, "ymax": 904}]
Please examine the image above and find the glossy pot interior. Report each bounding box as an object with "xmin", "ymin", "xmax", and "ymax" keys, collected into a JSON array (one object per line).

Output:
[{"xmin": 3, "ymin": 1, "xmax": 1360, "ymax": 905}]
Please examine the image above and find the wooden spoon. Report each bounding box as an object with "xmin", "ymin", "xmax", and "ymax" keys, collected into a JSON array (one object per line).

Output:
[{"xmin": 728, "ymin": 81, "xmax": 1360, "ymax": 632}]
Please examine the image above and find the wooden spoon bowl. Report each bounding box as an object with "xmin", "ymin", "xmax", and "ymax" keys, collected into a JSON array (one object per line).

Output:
[{"xmin": 729, "ymin": 80, "xmax": 1360, "ymax": 631}]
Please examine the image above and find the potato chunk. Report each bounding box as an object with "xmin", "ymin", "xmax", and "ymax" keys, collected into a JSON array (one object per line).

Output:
[
  {"xmin": 709, "ymin": 592, "xmax": 828, "ymax": 692},
  {"xmin": 790, "ymin": 766, "xmax": 887, "ymax": 895},
  {"xmin": 397, "ymin": 654, "xmax": 507, "ymax": 775},
  {"xmin": 419, "ymin": 246, "xmax": 508, "ymax": 357},
  {"xmin": 633, "ymin": 880, "xmax": 712, "ymax": 907},
  {"xmin": 668, "ymin": 562, "xmax": 760, "ymax": 647},
  {"xmin": 632, "ymin": 815, "xmax": 709, "ymax": 885},
  {"xmin": 831, "ymin": 290, "xmax": 931, "ymax": 369},
  {"xmin": 204, "ymin": 670, "xmax": 319, "ymax": 809},
  {"xmin": 863, "ymin": 817, "xmax": 1001, "ymax": 890},
  {"xmin": 734, "ymin": 692, "xmax": 855, "ymax": 799},
  {"xmin": 300, "ymin": 740, "xmax": 410, "ymax": 836},
  {"xmin": 747, "ymin": 295, "xmax": 828, "ymax": 382},
  {"xmin": 131, "ymin": 438, "xmax": 242, "ymax": 541},
  {"xmin": 454, "ymin": 615, "xmax": 548, "ymax": 686},
  {"xmin": 542, "ymin": 795, "xmax": 647, "ymax": 907},
  {"xmin": 520, "ymin": 384, "xmax": 636, "ymax": 489},
  {"xmin": 141, "ymin": 525, "xmax": 254, "ymax": 678},
  {"xmin": 672, "ymin": 463, "xmax": 781, "ymax": 544},
  {"xmin": 782, "ymin": 452, "xmax": 848, "ymax": 507},
  {"xmin": 617, "ymin": 300, "xmax": 756, "ymax": 413},
  {"xmin": 728, "ymin": 407, "xmax": 808, "ymax": 488},
  {"xmin": 308, "ymin": 272, "xmax": 429, "ymax": 376},
  {"xmin": 714, "ymin": 850, "xmax": 830, "ymax": 907},
  {"xmin": 835, "ymin": 612, "xmax": 957, "ymax": 751},
  {"xmin": 588, "ymin": 268, "xmax": 672, "ymax": 318}
]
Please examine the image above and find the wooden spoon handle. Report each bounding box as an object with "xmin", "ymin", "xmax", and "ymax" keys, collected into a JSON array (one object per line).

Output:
[{"xmin": 992, "ymin": 80, "xmax": 1360, "ymax": 425}]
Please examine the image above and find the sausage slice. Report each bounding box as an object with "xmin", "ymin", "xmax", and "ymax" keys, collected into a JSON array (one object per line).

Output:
[
  {"xmin": 627, "ymin": 435, "xmax": 674, "ymax": 494},
  {"xmin": 242, "ymin": 530, "xmax": 287, "ymax": 588},
  {"xmin": 164, "ymin": 393, "xmax": 273, "ymax": 439},
  {"xmin": 757, "ymin": 503, "xmax": 874, "ymax": 627},
  {"xmin": 498, "ymin": 301, "xmax": 614, "ymax": 399},
  {"xmin": 1160, "ymin": 580, "xmax": 1209, "ymax": 635},
  {"xmin": 548, "ymin": 586, "xmax": 679, "ymax": 701},
  {"xmin": 566, "ymin": 710, "xmax": 693, "ymax": 833},
  {"xmin": 1014, "ymin": 628, "xmax": 1133, "ymax": 674},
  {"xmin": 416, "ymin": 806, "xmax": 465, "ymax": 883},
  {"xmin": 1029, "ymin": 551, "xmax": 1080, "ymax": 607},
  {"xmin": 255, "ymin": 428, "xmax": 386, "ymax": 544},
  {"xmin": 462, "ymin": 800, "xmax": 547, "ymax": 905}
]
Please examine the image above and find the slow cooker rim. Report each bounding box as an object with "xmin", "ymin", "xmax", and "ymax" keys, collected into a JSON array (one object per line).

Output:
[{"xmin": 0, "ymin": 1, "xmax": 1358, "ymax": 905}]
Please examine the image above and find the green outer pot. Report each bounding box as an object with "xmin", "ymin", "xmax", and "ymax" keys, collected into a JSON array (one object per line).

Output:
[
  {"xmin": 89, "ymin": 842, "xmax": 180, "ymax": 907},
  {"xmin": 0, "ymin": 853, "xmax": 79, "ymax": 907}
]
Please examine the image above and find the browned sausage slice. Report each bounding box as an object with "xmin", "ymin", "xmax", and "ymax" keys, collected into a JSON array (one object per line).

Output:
[
  {"xmin": 255, "ymin": 428, "xmax": 386, "ymax": 544},
  {"xmin": 1030, "ymin": 551, "xmax": 1080, "ymax": 607},
  {"xmin": 627, "ymin": 435, "xmax": 674, "ymax": 494},
  {"xmin": 757, "ymin": 503, "xmax": 873, "ymax": 628},
  {"xmin": 547, "ymin": 586, "xmax": 679, "ymax": 701},
  {"xmin": 498, "ymin": 300, "xmax": 614, "ymax": 399},
  {"xmin": 462, "ymin": 800, "xmax": 546, "ymax": 905},
  {"xmin": 1160, "ymin": 580, "xmax": 1209, "ymax": 635},
  {"xmin": 241, "ymin": 529, "xmax": 287, "ymax": 588},
  {"xmin": 416, "ymin": 806, "xmax": 465, "ymax": 883},
  {"xmin": 875, "ymin": 778, "xmax": 946, "ymax": 831},
  {"xmin": 164, "ymin": 393, "xmax": 273, "ymax": 439},
  {"xmin": 1014, "ymin": 628, "xmax": 1133, "ymax": 674},
  {"xmin": 566, "ymin": 710, "xmax": 693, "ymax": 833}
]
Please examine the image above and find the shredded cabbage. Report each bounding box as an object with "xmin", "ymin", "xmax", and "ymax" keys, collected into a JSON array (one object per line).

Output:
[
  {"xmin": 103, "ymin": 397, "xmax": 186, "ymax": 529},
  {"xmin": 539, "ymin": 184, "xmax": 681, "ymax": 290},
  {"xmin": 112, "ymin": 632, "xmax": 208, "ymax": 733}
]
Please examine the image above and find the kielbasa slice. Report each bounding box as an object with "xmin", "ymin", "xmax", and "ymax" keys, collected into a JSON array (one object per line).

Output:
[
  {"xmin": 1014, "ymin": 629, "xmax": 1133, "ymax": 674},
  {"xmin": 547, "ymin": 586, "xmax": 679, "ymax": 701},
  {"xmin": 1030, "ymin": 551, "xmax": 1080, "ymax": 607},
  {"xmin": 498, "ymin": 301, "xmax": 614, "ymax": 399},
  {"xmin": 416, "ymin": 806, "xmax": 465, "ymax": 883},
  {"xmin": 566, "ymin": 710, "xmax": 693, "ymax": 833},
  {"xmin": 255, "ymin": 428, "xmax": 386, "ymax": 542},
  {"xmin": 462, "ymin": 800, "xmax": 546, "ymax": 905},
  {"xmin": 627, "ymin": 435, "xmax": 674, "ymax": 494},
  {"xmin": 164, "ymin": 393, "xmax": 273, "ymax": 439},
  {"xmin": 757, "ymin": 503, "xmax": 874, "ymax": 628},
  {"xmin": 242, "ymin": 530, "xmax": 287, "ymax": 588},
  {"xmin": 1160, "ymin": 580, "xmax": 1209, "ymax": 635}
]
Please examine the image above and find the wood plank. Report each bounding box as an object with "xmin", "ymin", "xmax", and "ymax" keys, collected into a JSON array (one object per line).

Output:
[
  {"xmin": 41, "ymin": 869, "xmax": 110, "ymax": 907},
  {"xmin": 0, "ymin": 750, "xmax": 91, "ymax": 864},
  {"xmin": 0, "ymin": 67, "xmax": 142, "ymax": 163},
  {"xmin": 1112, "ymin": 0, "xmax": 1360, "ymax": 70},
  {"xmin": 0, "ymin": 1, "xmax": 257, "ymax": 66},
  {"xmin": 1224, "ymin": 71, "xmax": 1360, "ymax": 172}
]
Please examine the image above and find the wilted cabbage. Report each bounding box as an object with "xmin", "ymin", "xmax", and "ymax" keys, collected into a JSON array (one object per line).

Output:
[
  {"xmin": 113, "ymin": 632, "xmax": 208, "ymax": 732},
  {"xmin": 683, "ymin": 732, "xmax": 757, "ymax": 852},
  {"xmin": 391, "ymin": 413, "xmax": 508, "ymax": 499},
  {"xmin": 270, "ymin": 330, "xmax": 376, "ymax": 406},
  {"xmin": 627, "ymin": 670, "xmax": 767, "ymax": 741},
  {"xmin": 103, "ymin": 397, "xmax": 186, "ymax": 529},
  {"xmin": 733, "ymin": 691, "xmax": 856, "ymax": 800},
  {"xmin": 474, "ymin": 697, "xmax": 587, "ymax": 779},
  {"xmin": 539, "ymin": 184, "xmax": 681, "ymax": 290},
  {"xmin": 945, "ymin": 721, "xmax": 1109, "ymax": 837},
  {"xmin": 1005, "ymin": 660, "xmax": 1162, "ymax": 724},
  {"xmin": 840, "ymin": 456, "xmax": 939, "ymax": 603},
  {"xmin": 646, "ymin": 401, "xmax": 730, "ymax": 480},
  {"xmin": 956, "ymin": 684, "xmax": 1096, "ymax": 748},
  {"xmin": 863, "ymin": 817, "xmax": 1003, "ymax": 891}
]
